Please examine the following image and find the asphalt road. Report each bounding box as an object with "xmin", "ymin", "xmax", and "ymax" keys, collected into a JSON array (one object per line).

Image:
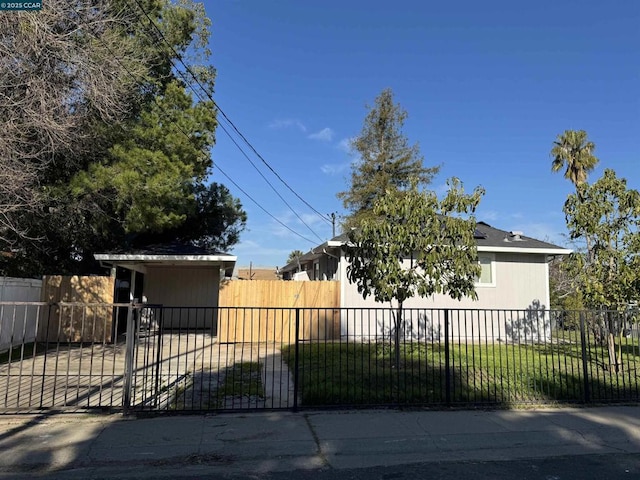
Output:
[{"xmin": 2, "ymin": 453, "xmax": 638, "ymax": 480}]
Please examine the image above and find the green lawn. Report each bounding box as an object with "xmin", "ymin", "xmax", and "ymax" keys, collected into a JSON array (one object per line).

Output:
[
  {"xmin": 217, "ymin": 361, "xmax": 265, "ymax": 399},
  {"xmin": 170, "ymin": 361, "xmax": 265, "ymax": 410},
  {"xmin": 282, "ymin": 336, "xmax": 640, "ymax": 407}
]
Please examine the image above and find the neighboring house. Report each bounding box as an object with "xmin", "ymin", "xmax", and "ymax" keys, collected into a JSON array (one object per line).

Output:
[
  {"xmin": 95, "ymin": 242, "xmax": 236, "ymax": 333},
  {"xmin": 279, "ymin": 222, "xmax": 572, "ymax": 342}
]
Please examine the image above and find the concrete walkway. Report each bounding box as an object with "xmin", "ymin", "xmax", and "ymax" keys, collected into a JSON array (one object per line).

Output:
[{"xmin": 0, "ymin": 406, "xmax": 637, "ymax": 478}]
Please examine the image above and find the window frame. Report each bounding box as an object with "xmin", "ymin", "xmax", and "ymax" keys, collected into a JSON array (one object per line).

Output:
[{"xmin": 475, "ymin": 253, "xmax": 496, "ymax": 287}]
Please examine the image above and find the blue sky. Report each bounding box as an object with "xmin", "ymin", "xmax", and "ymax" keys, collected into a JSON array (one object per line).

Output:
[{"xmin": 202, "ymin": 0, "xmax": 639, "ymax": 268}]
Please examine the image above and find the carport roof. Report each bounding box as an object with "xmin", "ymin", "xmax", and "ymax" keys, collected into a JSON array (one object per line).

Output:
[{"xmin": 94, "ymin": 242, "xmax": 237, "ymax": 276}]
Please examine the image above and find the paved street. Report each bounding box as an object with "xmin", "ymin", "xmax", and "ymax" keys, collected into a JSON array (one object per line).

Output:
[{"xmin": 0, "ymin": 406, "xmax": 637, "ymax": 479}]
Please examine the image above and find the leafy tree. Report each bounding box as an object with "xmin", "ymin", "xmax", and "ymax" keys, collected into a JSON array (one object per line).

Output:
[
  {"xmin": 551, "ymin": 130, "xmax": 599, "ymax": 188},
  {"xmin": 287, "ymin": 250, "xmax": 305, "ymax": 265},
  {"xmin": 0, "ymin": 1, "xmax": 247, "ymax": 275},
  {"xmin": 549, "ymin": 257, "xmax": 585, "ymax": 329},
  {"xmin": 337, "ymin": 88, "xmax": 440, "ymax": 230},
  {"xmin": 563, "ymin": 169, "xmax": 640, "ymax": 370},
  {"xmin": 345, "ymin": 178, "xmax": 484, "ymax": 365},
  {"xmin": 71, "ymin": 79, "xmax": 217, "ymax": 235},
  {"xmin": 132, "ymin": 183, "xmax": 247, "ymax": 252}
]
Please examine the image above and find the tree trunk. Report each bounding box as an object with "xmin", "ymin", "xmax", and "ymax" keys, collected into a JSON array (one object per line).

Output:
[
  {"xmin": 394, "ymin": 303, "xmax": 403, "ymax": 368},
  {"xmin": 606, "ymin": 312, "xmax": 620, "ymax": 372}
]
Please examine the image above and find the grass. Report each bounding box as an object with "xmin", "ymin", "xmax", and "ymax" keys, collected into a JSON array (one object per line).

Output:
[
  {"xmin": 217, "ymin": 361, "xmax": 266, "ymax": 399},
  {"xmin": 170, "ymin": 361, "xmax": 266, "ymax": 410},
  {"xmin": 282, "ymin": 335, "xmax": 640, "ymax": 407}
]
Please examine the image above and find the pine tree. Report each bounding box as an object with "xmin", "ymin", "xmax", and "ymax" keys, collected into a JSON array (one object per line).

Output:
[{"xmin": 337, "ymin": 88, "xmax": 440, "ymax": 229}]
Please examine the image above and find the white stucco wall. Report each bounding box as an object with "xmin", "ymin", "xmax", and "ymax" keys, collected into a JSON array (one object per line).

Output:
[{"xmin": 339, "ymin": 252, "xmax": 552, "ymax": 343}]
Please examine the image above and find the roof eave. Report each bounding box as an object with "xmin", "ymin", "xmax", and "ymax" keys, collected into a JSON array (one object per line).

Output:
[
  {"xmin": 477, "ymin": 246, "xmax": 572, "ymax": 255},
  {"xmin": 94, "ymin": 254, "xmax": 237, "ymax": 262}
]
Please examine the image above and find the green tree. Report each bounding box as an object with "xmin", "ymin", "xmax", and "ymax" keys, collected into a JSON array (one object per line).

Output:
[
  {"xmin": 345, "ymin": 178, "xmax": 484, "ymax": 365},
  {"xmin": 133, "ymin": 183, "xmax": 247, "ymax": 252},
  {"xmin": 0, "ymin": 1, "xmax": 247, "ymax": 276},
  {"xmin": 337, "ymin": 88, "xmax": 440, "ymax": 230},
  {"xmin": 551, "ymin": 130, "xmax": 599, "ymax": 188},
  {"xmin": 563, "ymin": 169, "xmax": 640, "ymax": 370},
  {"xmin": 72, "ymin": 79, "xmax": 217, "ymax": 235},
  {"xmin": 550, "ymin": 129, "xmax": 600, "ymax": 302},
  {"xmin": 549, "ymin": 257, "xmax": 585, "ymax": 330}
]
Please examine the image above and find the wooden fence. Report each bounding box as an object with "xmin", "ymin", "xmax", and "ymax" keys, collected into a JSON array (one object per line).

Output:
[
  {"xmin": 218, "ymin": 280, "xmax": 340, "ymax": 343},
  {"xmin": 39, "ymin": 275, "xmax": 115, "ymax": 343}
]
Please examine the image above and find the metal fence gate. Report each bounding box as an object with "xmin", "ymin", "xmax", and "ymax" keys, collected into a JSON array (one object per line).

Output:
[
  {"xmin": 0, "ymin": 302, "xmax": 130, "ymax": 411},
  {"xmin": 125, "ymin": 305, "xmax": 298, "ymax": 413}
]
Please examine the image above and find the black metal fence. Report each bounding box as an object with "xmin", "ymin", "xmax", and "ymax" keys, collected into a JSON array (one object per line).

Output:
[
  {"xmin": 293, "ymin": 308, "xmax": 640, "ymax": 408},
  {"xmin": 0, "ymin": 302, "xmax": 130, "ymax": 411},
  {"xmin": 0, "ymin": 303, "xmax": 638, "ymax": 413}
]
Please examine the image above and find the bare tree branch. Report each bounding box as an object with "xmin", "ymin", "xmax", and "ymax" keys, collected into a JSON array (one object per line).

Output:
[{"xmin": 0, "ymin": 2, "xmax": 146, "ymax": 247}]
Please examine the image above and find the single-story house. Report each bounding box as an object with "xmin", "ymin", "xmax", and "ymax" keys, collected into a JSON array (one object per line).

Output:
[
  {"xmin": 279, "ymin": 222, "xmax": 572, "ymax": 343},
  {"xmin": 95, "ymin": 242, "xmax": 236, "ymax": 332}
]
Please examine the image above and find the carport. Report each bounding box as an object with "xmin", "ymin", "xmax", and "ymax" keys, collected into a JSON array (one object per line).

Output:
[{"xmin": 95, "ymin": 243, "xmax": 236, "ymax": 331}]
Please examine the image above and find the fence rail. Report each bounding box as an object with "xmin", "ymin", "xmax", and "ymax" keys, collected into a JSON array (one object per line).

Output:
[{"xmin": 0, "ymin": 303, "xmax": 637, "ymax": 413}]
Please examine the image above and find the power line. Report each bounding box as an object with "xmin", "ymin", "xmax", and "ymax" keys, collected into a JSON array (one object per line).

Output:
[
  {"xmin": 215, "ymin": 120, "xmax": 324, "ymax": 242},
  {"xmin": 71, "ymin": 4, "xmax": 319, "ymax": 247},
  {"xmin": 130, "ymin": 0, "xmax": 333, "ymax": 229},
  {"xmin": 213, "ymin": 164, "xmax": 318, "ymax": 245},
  {"xmin": 145, "ymin": 43, "xmax": 325, "ymax": 244}
]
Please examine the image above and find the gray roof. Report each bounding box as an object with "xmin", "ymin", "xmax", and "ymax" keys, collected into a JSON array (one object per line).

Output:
[
  {"xmin": 281, "ymin": 221, "xmax": 570, "ymax": 272},
  {"xmin": 94, "ymin": 242, "xmax": 237, "ymax": 275},
  {"xmin": 473, "ymin": 222, "xmax": 565, "ymax": 250}
]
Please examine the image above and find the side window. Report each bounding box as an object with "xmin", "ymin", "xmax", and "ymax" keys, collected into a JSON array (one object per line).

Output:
[{"xmin": 477, "ymin": 254, "xmax": 495, "ymax": 286}]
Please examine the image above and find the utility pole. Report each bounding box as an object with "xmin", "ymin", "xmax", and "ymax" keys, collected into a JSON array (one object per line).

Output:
[{"xmin": 329, "ymin": 212, "xmax": 336, "ymax": 237}]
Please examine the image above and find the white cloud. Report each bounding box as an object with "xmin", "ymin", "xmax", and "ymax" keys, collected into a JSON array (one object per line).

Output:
[
  {"xmin": 267, "ymin": 212, "xmax": 332, "ymax": 246},
  {"xmin": 337, "ymin": 137, "xmax": 353, "ymax": 153},
  {"xmin": 268, "ymin": 118, "xmax": 307, "ymax": 132},
  {"xmin": 308, "ymin": 127, "xmax": 334, "ymax": 142},
  {"xmin": 508, "ymin": 222, "xmax": 564, "ymax": 244},
  {"xmin": 321, "ymin": 161, "xmax": 351, "ymax": 175},
  {"xmin": 230, "ymin": 240, "xmax": 294, "ymax": 268},
  {"xmin": 276, "ymin": 211, "xmax": 328, "ymax": 230},
  {"xmin": 478, "ymin": 210, "xmax": 499, "ymax": 222},
  {"xmin": 434, "ymin": 183, "xmax": 450, "ymax": 196}
]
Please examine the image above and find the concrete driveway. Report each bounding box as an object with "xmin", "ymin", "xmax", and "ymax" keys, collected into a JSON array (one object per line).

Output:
[{"xmin": 0, "ymin": 333, "xmax": 293, "ymax": 412}]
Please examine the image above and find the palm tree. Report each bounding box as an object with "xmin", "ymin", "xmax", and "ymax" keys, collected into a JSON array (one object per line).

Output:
[
  {"xmin": 551, "ymin": 130, "xmax": 599, "ymax": 187},
  {"xmin": 551, "ymin": 130, "xmax": 599, "ymax": 279},
  {"xmin": 286, "ymin": 250, "xmax": 305, "ymax": 265}
]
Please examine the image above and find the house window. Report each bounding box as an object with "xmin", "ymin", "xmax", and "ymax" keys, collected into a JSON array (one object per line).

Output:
[
  {"xmin": 313, "ymin": 262, "xmax": 320, "ymax": 280},
  {"xmin": 477, "ymin": 254, "xmax": 495, "ymax": 287}
]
